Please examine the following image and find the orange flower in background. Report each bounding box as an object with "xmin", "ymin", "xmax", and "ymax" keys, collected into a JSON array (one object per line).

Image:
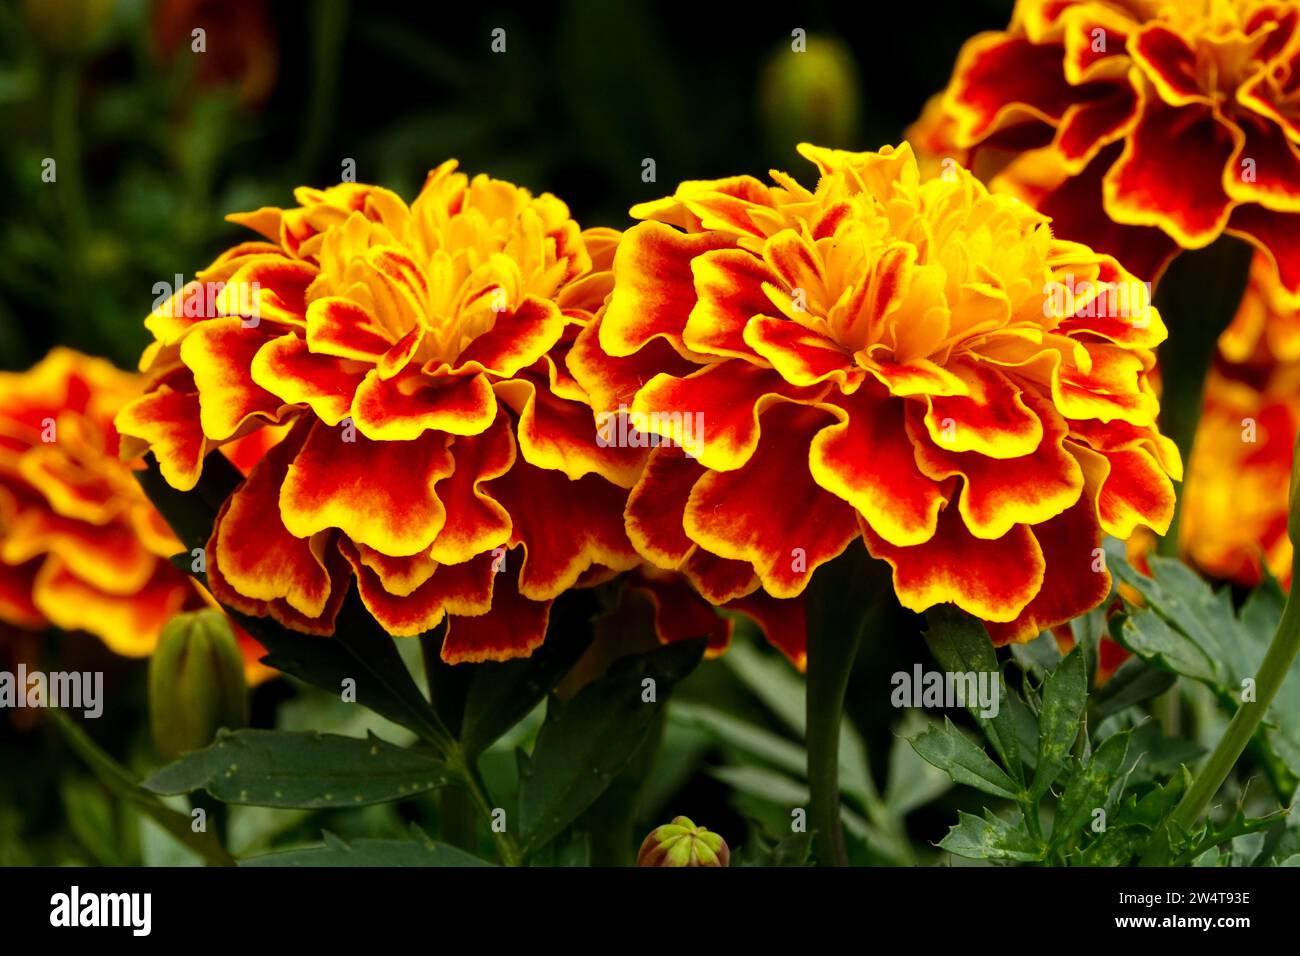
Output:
[
  {"xmin": 1176, "ymin": 256, "xmax": 1300, "ymax": 587},
  {"xmin": 918, "ymin": 0, "xmax": 1300, "ymax": 292},
  {"xmin": 1180, "ymin": 365, "xmax": 1297, "ymax": 586},
  {"xmin": 116, "ymin": 162, "xmax": 648, "ymax": 663},
  {"xmin": 0, "ymin": 348, "xmax": 269, "ymax": 680},
  {"xmin": 570, "ymin": 142, "xmax": 1180, "ymax": 645}
]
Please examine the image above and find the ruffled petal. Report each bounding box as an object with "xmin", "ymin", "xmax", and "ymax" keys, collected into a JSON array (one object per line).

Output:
[
  {"xmin": 251, "ymin": 333, "xmax": 367, "ymax": 426},
  {"xmin": 114, "ymin": 386, "xmax": 207, "ymax": 491},
  {"xmin": 809, "ymin": 387, "xmax": 949, "ymax": 547},
  {"xmin": 212, "ymin": 421, "xmax": 335, "ymax": 617},
  {"xmin": 910, "ymin": 390, "xmax": 1084, "ymax": 539},
  {"xmin": 600, "ymin": 222, "xmax": 732, "ymax": 356},
  {"xmin": 488, "ymin": 459, "xmax": 638, "ymax": 601},
  {"xmin": 984, "ymin": 496, "xmax": 1111, "ymax": 644},
  {"xmin": 280, "ymin": 422, "xmax": 453, "ymax": 557},
  {"xmin": 429, "ymin": 411, "xmax": 515, "ymax": 564},
  {"xmin": 632, "ymin": 362, "xmax": 824, "ymax": 472},
  {"xmin": 862, "ymin": 504, "xmax": 1045, "ymax": 622},
  {"xmin": 683, "ymin": 403, "xmax": 857, "ymax": 598},
  {"xmin": 925, "ymin": 359, "xmax": 1044, "ymax": 458},
  {"xmin": 352, "ymin": 368, "xmax": 497, "ymax": 440},
  {"xmin": 442, "ymin": 560, "xmax": 551, "ymax": 663},
  {"xmin": 181, "ymin": 319, "xmax": 288, "ymax": 440}
]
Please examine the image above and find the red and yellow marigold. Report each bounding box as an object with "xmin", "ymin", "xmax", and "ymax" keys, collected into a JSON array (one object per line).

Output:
[
  {"xmin": 115, "ymin": 162, "xmax": 649, "ymax": 663},
  {"xmin": 0, "ymin": 348, "xmax": 268, "ymax": 678},
  {"xmin": 570, "ymin": 143, "xmax": 1180, "ymax": 643},
  {"xmin": 917, "ymin": 0, "xmax": 1300, "ymax": 294}
]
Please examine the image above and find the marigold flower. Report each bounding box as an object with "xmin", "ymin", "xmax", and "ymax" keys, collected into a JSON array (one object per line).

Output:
[
  {"xmin": 116, "ymin": 162, "xmax": 646, "ymax": 662},
  {"xmin": 569, "ymin": 143, "xmax": 1180, "ymax": 644},
  {"xmin": 0, "ymin": 348, "xmax": 268, "ymax": 679},
  {"xmin": 920, "ymin": 0, "xmax": 1300, "ymax": 294}
]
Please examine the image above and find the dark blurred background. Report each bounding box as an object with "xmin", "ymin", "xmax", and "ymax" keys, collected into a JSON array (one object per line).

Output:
[{"xmin": 0, "ymin": 0, "xmax": 1012, "ymax": 371}]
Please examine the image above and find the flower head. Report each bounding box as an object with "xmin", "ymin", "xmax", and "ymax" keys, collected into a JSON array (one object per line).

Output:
[
  {"xmin": 0, "ymin": 349, "xmax": 267, "ymax": 678},
  {"xmin": 919, "ymin": 0, "xmax": 1300, "ymax": 295},
  {"xmin": 116, "ymin": 163, "xmax": 643, "ymax": 662},
  {"xmin": 570, "ymin": 143, "xmax": 1180, "ymax": 644}
]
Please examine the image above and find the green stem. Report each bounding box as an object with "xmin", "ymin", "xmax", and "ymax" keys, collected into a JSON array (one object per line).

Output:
[
  {"xmin": 1141, "ymin": 575, "xmax": 1300, "ymax": 864},
  {"xmin": 299, "ymin": 0, "xmax": 349, "ymax": 178},
  {"xmin": 804, "ymin": 541, "xmax": 882, "ymax": 867},
  {"xmin": 49, "ymin": 709, "xmax": 235, "ymax": 867},
  {"xmin": 1154, "ymin": 237, "xmax": 1254, "ymax": 557},
  {"xmin": 438, "ymin": 785, "xmax": 477, "ymax": 852},
  {"xmin": 806, "ymin": 628, "xmax": 860, "ymax": 867},
  {"xmin": 449, "ymin": 751, "xmax": 521, "ymax": 867}
]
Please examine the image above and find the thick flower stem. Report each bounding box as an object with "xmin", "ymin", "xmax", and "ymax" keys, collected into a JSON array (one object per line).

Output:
[
  {"xmin": 805, "ymin": 541, "xmax": 884, "ymax": 867},
  {"xmin": 1154, "ymin": 236, "xmax": 1254, "ymax": 557},
  {"xmin": 806, "ymin": 625, "xmax": 860, "ymax": 867}
]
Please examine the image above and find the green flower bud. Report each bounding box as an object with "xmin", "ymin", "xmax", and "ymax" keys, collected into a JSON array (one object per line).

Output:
[
  {"xmin": 149, "ymin": 609, "xmax": 249, "ymax": 760},
  {"xmin": 636, "ymin": 816, "xmax": 730, "ymax": 867},
  {"xmin": 759, "ymin": 35, "xmax": 862, "ymax": 159},
  {"xmin": 22, "ymin": 0, "xmax": 114, "ymax": 60}
]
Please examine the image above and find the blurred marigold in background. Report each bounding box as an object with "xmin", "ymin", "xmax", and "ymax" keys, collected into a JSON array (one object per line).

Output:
[
  {"xmin": 116, "ymin": 163, "xmax": 648, "ymax": 663},
  {"xmin": 0, "ymin": 348, "xmax": 268, "ymax": 680},
  {"xmin": 914, "ymin": 0, "xmax": 1300, "ymax": 292},
  {"xmin": 570, "ymin": 143, "xmax": 1179, "ymax": 644},
  {"xmin": 1157, "ymin": 254, "xmax": 1300, "ymax": 588},
  {"xmin": 152, "ymin": 0, "xmax": 278, "ymax": 108}
]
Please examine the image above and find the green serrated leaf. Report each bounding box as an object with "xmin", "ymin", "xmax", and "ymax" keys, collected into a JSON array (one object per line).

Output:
[
  {"xmin": 240, "ymin": 825, "xmax": 491, "ymax": 867},
  {"xmin": 884, "ymin": 712, "xmax": 953, "ymax": 817},
  {"xmin": 1090, "ymin": 658, "xmax": 1176, "ymax": 721},
  {"xmin": 923, "ymin": 606, "xmax": 1023, "ymax": 782},
  {"xmin": 1050, "ymin": 730, "xmax": 1130, "ymax": 852},
  {"xmin": 1032, "ymin": 647, "xmax": 1086, "ymax": 800},
  {"xmin": 909, "ymin": 717, "xmax": 1020, "ymax": 800},
  {"xmin": 939, "ymin": 808, "xmax": 1044, "ymax": 863},
  {"xmin": 142, "ymin": 730, "xmax": 455, "ymax": 808},
  {"xmin": 1078, "ymin": 825, "xmax": 1143, "ymax": 867},
  {"xmin": 1117, "ymin": 611, "xmax": 1219, "ymax": 684},
  {"xmin": 517, "ymin": 639, "xmax": 704, "ymax": 855}
]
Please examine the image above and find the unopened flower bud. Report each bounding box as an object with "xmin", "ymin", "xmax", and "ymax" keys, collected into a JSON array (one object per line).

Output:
[
  {"xmin": 22, "ymin": 0, "xmax": 114, "ymax": 59},
  {"xmin": 637, "ymin": 816, "xmax": 730, "ymax": 867},
  {"xmin": 149, "ymin": 609, "xmax": 249, "ymax": 760},
  {"xmin": 760, "ymin": 35, "xmax": 862, "ymax": 158}
]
